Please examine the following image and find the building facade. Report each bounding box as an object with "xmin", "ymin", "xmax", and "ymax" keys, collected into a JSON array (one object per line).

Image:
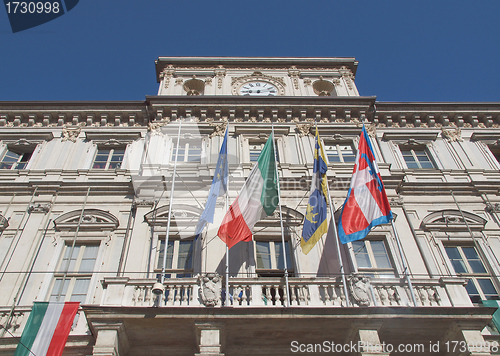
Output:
[{"xmin": 0, "ymin": 57, "xmax": 499, "ymax": 355}]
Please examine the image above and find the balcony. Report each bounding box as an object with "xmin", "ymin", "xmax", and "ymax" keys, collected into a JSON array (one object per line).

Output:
[{"xmin": 100, "ymin": 274, "xmax": 472, "ymax": 308}]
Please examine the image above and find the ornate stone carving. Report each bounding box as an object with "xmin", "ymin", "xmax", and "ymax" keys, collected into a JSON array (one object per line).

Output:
[
  {"xmin": 132, "ymin": 199, "xmax": 156, "ymax": 208},
  {"xmin": 441, "ymin": 128, "xmax": 463, "ymax": 142},
  {"xmin": 210, "ymin": 121, "xmax": 227, "ymax": 138},
  {"xmin": 198, "ymin": 273, "xmax": 222, "ymax": 307},
  {"xmin": 148, "ymin": 119, "xmax": 169, "ymax": 134},
  {"xmin": 364, "ymin": 123, "xmax": 377, "ymax": 138},
  {"xmin": 214, "ymin": 65, "xmax": 226, "ymax": 89},
  {"xmin": 348, "ymin": 273, "xmax": 371, "ymax": 306},
  {"xmin": 485, "ymin": 203, "xmax": 500, "ymax": 213},
  {"xmin": 28, "ymin": 203, "xmax": 51, "ymax": 214},
  {"xmin": 161, "ymin": 64, "xmax": 175, "ymax": 89},
  {"xmin": 0, "ymin": 214, "xmax": 8, "ymax": 231},
  {"xmin": 339, "ymin": 66, "xmax": 355, "ymax": 90},
  {"xmin": 303, "ymin": 78, "xmax": 312, "ymax": 86},
  {"xmin": 295, "ymin": 123, "xmax": 312, "ymax": 137},
  {"xmin": 61, "ymin": 125, "xmax": 81, "ymax": 142},
  {"xmin": 389, "ymin": 196, "xmax": 404, "ymax": 207},
  {"xmin": 288, "ymin": 66, "xmax": 301, "ymax": 90}
]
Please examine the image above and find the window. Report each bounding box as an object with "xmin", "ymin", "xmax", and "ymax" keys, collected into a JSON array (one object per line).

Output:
[
  {"xmin": 0, "ymin": 149, "xmax": 32, "ymax": 169},
  {"xmin": 445, "ymin": 245, "xmax": 499, "ymax": 303},
  {"xmin": 400, "ymin": 147, "xmax": 436, "ymax": 169},
  {"xmin": 156, "ymin": 239, "xmax": 194, "ymax": 278},
  {"xmin": 249, "ymin": 141, "xmax": 279, "ymax": 163},
  {"xmin": 352, "ymin": 240, "xmax": 395, "ymax": 278},
  {"xmin": 172, "ymin": 141, "xmax": 201, "ymax": 163},
  {"xmin": 255, "ymin": 240, "xmax": 293, "ymax": 277},
  {"xmin": 324, "ymin": 143, "xmax": 356, "ymax": 163},
  {"xmin": 489, "ymin": 147, "xmax": 500, "ymax": 164},
  {"xmin": 92, "ymin": 148, "xmax": 124, "ymax": 169},
  {"xmin": 50, "ymin": 244, "xmax": 99, "ymax": 303}
]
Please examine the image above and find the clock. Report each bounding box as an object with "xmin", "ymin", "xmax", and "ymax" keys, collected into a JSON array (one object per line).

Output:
[{"xmin": 239, "ymin": 81, "xmax": 278, "ymax": 96}]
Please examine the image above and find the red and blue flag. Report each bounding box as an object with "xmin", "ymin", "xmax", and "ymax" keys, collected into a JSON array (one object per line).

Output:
[{"xmin": 338, "ymin": 125, "xmax": 392, "ymax": 244}]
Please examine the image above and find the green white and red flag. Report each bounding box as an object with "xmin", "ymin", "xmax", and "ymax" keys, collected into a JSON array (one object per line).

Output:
[
  {"xmin": 218, "ymin": 134, "xmax": 278, "ymax": 248},
  {"xmin": 15, "ymin": 301, "xmax": 79, "ymax": 356}
]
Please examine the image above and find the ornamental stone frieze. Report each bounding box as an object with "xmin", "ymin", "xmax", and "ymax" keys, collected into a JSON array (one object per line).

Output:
[
  {"xmin": 441, "ymin": 128, "xmax": 463, "ymax": 142},
  {"xmin": 28, "ymin": 203, "xmax": 51, "ymax": 214}
]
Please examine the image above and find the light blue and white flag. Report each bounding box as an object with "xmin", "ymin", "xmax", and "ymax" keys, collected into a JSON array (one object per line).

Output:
[{"xmin": 195, "ymin": 128, "xmax": 228, "ymax": 237}]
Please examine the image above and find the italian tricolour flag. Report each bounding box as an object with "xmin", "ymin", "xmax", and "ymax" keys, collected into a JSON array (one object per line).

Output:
[
  {"xmin": 15, "ymin": 302, "xmax": 79, "ymax": 356},
  {"xmin": 218, "ymin": 134, "xmax": 278, "ymax": 248}
]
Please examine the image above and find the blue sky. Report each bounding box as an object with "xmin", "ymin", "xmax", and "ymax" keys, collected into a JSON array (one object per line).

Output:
[{"xmin": 1, "ymin": 1, "xmax": 499, "ymax": 102}]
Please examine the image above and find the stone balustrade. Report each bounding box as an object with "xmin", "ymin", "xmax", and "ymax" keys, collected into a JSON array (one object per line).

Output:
[{"xmin": 101, "ymin": 275, "xmax": 472, "ymax": 308}]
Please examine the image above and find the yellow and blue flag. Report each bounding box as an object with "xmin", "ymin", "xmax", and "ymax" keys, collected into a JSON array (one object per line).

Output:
[
  {"xmin": 301, "ymin": 128, "xmax": 328, "ymax": 254},
  {"xmin": 195, "ymin": 128, "xmax": 228, "ymax": 237}
]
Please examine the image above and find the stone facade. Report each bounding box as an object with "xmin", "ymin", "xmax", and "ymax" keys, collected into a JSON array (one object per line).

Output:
[{"xmin": 0, "ymin": 57, "xmax": 499, "ymax": 355}]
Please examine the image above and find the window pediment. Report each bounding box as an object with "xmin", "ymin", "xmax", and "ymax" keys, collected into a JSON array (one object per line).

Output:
[
  {"xmin": 144, "ymin": 205, "xmax": 202, "ymax": 227},
  {"xmin": 421, "ymin": 209, "xmax": 486, "ymax": 232},
  {"xmin": 382, "ymin": 131, "xmax": 438, "ymax": 144},
  {"xmin": 256, "ymin": 206, "xmax": 304, "ymax": 227},
  {"xmin": 54, "ymin": 209, "xmax": 119, "ymax": 231}
]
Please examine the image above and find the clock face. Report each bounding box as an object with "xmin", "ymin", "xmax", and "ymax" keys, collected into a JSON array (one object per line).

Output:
[{"xmin": 239, "ymin": 81, "xmax": 278, "ymax": 96}]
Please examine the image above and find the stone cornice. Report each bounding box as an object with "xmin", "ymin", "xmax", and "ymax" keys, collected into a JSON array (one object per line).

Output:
[
  {"xmin": 155, "ymin": 56, "xmax": 359, "ymax": 82},
  {"xmin": 0, "ymin": 98, "xmax": 499, "ymax": 129}
]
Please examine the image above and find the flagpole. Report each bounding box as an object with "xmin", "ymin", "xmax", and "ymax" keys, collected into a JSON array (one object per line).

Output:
[
  {"xmin": 225, "ymin": 128, "xmax": 230, "ymax": 307},
  {"xmin": 324, "ymin": 182, "xmax": 351, "ymax": 307},
  {"xmin": 271, "ymin": 123, "xmax": 290, "ymax": 307},
  {"xmin": 315, "ymin": 123, "xmax": 350, "ymax": 307},
  {"xmin": 390, "ymin": 219, "xmax": 418, "ymax": 306},
  {"xmin": 161, "ymin": 119, "xmax": 183, "ymax": 286}
]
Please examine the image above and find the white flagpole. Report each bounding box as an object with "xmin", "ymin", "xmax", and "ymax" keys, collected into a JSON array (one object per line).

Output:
[
  {"xmin": 324, "ymin": 182, "xmax": 351, "ymax": 307},
  {"xmin": 315, "ymin": 123, "xmax": 350, "ymax": 307},
  {"xmin": 390, "ymin": 219, "xmax": 418, "ymax": 306},
  {"xmin": 225, "ymin": 128, "xmax": 230, "ymax": 307},
  {"xmin": 161, "ymin": 119, "xmax": 183, "ymax": 285},
  {"xmin": 271, "ymin": 123, "xmax": 290, "ymax": 307}
]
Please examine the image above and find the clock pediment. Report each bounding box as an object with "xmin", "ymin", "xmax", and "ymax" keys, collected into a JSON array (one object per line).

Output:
[{"xmin": 231, "ymin": 71, "xmax": 286, "ymax": 96}]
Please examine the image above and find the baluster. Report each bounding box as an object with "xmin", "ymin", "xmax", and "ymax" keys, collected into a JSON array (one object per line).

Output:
[
  {"xmin": 331, "ymin": 285, "xmax": 340, "ymax": 306},
  {"xmin": 321, "ymin": 285, "xmax": 330, "ymax": 305},
  {"xmin": 418, "ymin": 287, "xmax": 429, "ymax": 306},
  {"xmin": 281, "ymin": 284, "xmax": 288, "ymax": 307},
  {"xmin": 167, "ymin": 285, "xmax": 174, "ymax": 306},
  {"xmin": 430, "ymin": 287, "xmax": 441, "ymax": 305},
  {"xmin": 175, "ymin": 285, "xmax": 181, "ymax": 305},
  {"xmin": 378, "ymin": 287, "xmax": 388, "ymax": 306},
  {"xmin": 144, "ymin": 286, "xmax": 152, "ymax": 306},
  {"xmin": 132, "ymin": 287, "xmax": 138, "ymax": 306},
  {"xmin": 388, "ymin": 287, "xmax": 399, "ymax": 305},
  {"xmin": 265, "ymin": 285, "xmax": 272, "ymax": 306},
  {"xmin": 339, "ymin": 285, "xmax": 347, "ymax": 307},
  {"xmin": 238, "ymin": 285, "xmax": 248, "ymax": 306},
  {"xmin": 301, "ymin": 285, "xmax": 309, "ymax": 305},
  {"xmin": 137, "ymin": 286, "xmax": 144, "ymax": 305},
  {"xmin": 425, "ymin": 287, "xmax": 435, "ymax": 306},
  {"xmin": 290, "ymin": 285, "xmax": 297, "ymax": 306},
  {"xmin": 182, "ymin": 285, "xmax": 189, "ymax": 305},
  {"xmin": 232, "ymin": 284, "xmax": 240, "ymax": 306}
]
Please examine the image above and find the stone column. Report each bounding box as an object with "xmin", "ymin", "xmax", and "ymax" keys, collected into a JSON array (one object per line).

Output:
[
  {"xmin": 195, "ymin": 322, "xmax": 224, "ymax": 356},
  {"xmin": 92, "ymin": 322, "xmax": 130, "ymax": 356}
]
